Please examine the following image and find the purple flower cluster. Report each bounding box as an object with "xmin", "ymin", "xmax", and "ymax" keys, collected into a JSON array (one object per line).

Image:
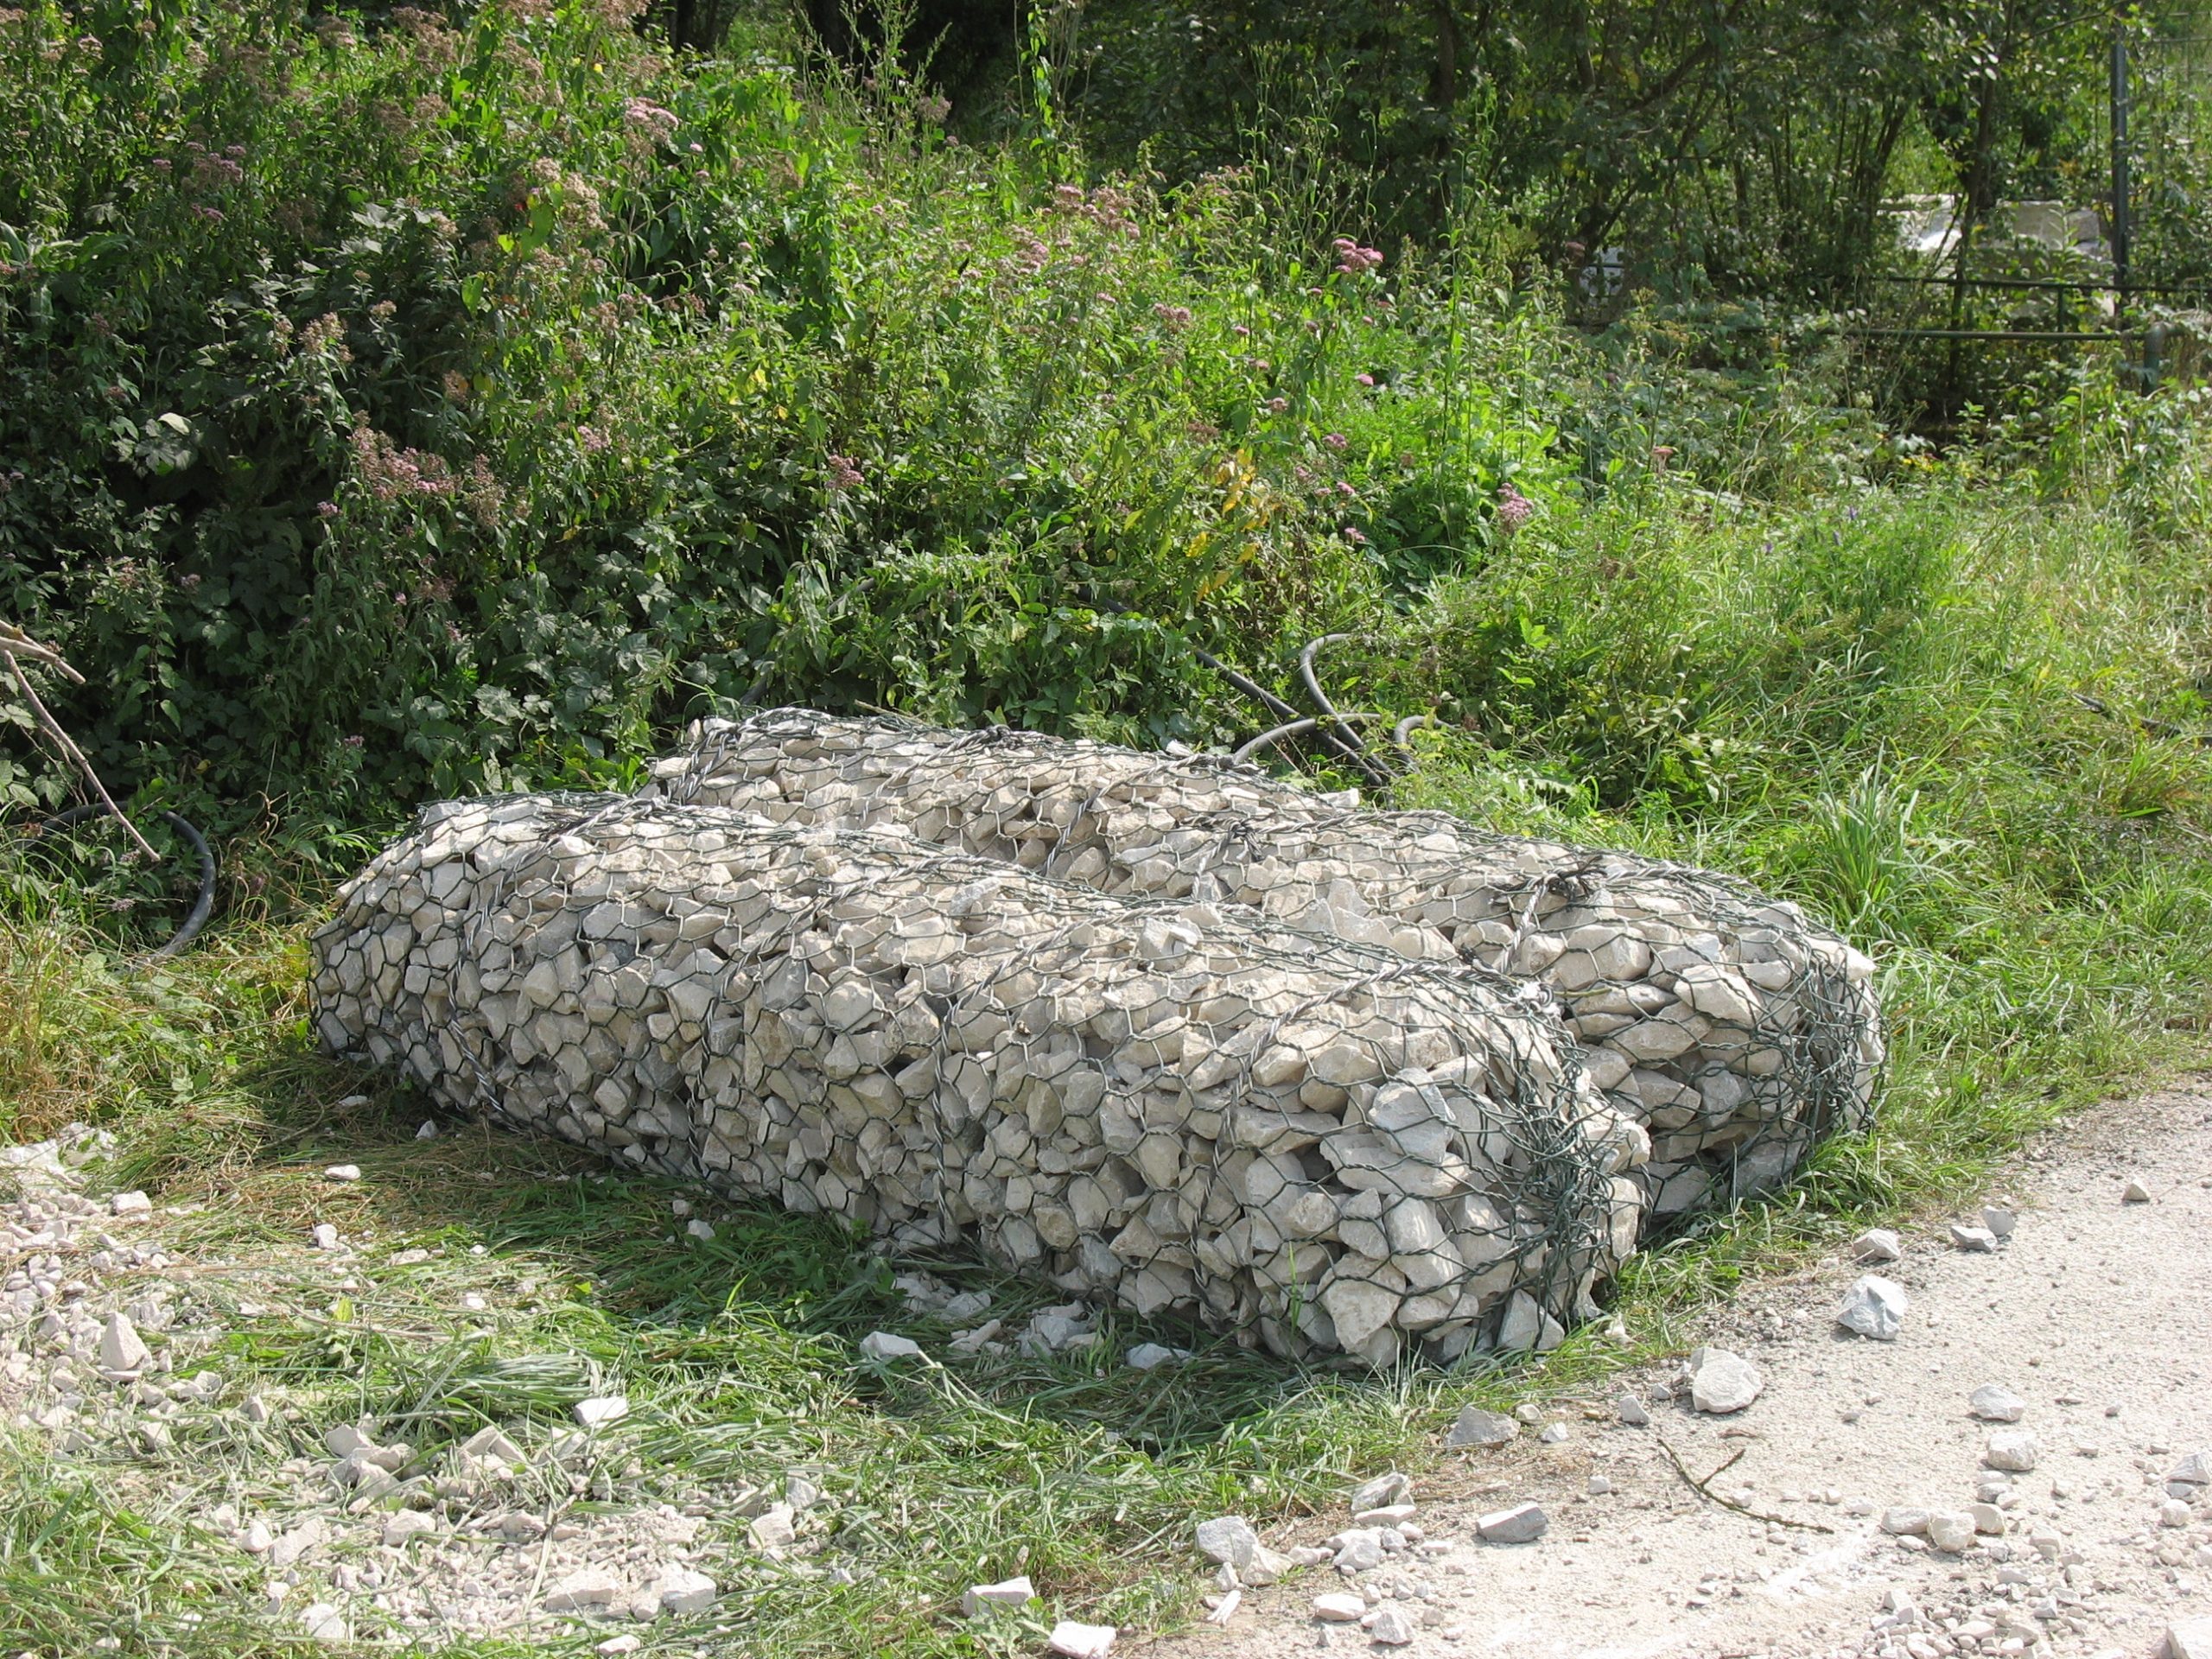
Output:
[
  {"xmin": 1497, "ymin": 483, "xmax": 1534, "ymax": 534},
  {"xmin": 825, "ymin": 454, "xmax": 864, "ymax": 492},
  {"xmin": 1332, "ymin": 238, "xmax": 1384, "ymax": 276},
  {"xmin": 621, "ymin": 97, "xmax": 678, "ymax": 143}
]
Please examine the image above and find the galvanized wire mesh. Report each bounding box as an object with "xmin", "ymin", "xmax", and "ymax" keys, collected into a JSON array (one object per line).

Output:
[
  {"xmin": 647, "ymin": 709, "xmax": 1883, "ymax": 1224},
  {"xmin": 311, "ymin": 793, "xmax": 1646, "ymax": 1365}
]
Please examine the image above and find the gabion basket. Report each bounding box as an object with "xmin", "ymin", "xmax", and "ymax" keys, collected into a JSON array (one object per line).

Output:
[
  {"xmin": 311, "ymin": 793, "xmax": 1649, "ymax": 1364},
  {"xmin": 646, "ymin": 709, "xmax": 1883, "ymax": 1224}
]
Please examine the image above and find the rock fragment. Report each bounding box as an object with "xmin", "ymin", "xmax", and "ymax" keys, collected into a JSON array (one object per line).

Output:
[
  {"xmin": 1688, "ymin": 1348, "xmax": 1764, "ymax": 1414},
  {"xmin": 1047, "ymin": 1619, "xmax": 1118, "ymax": 1658},
  {"xmin": 1125, "ymin": 1343, "xmax": 1190, "ymax": 1370},
  {"xmin": 1615, "ymin": 1392, "xmax": 1650, "ymax": 1427},
  {"xmin": 1446, "ymin": 1406, "xmax": 1516, "ymax": 1448},
  {"xmin": 1368, "ymin": 1605, "xmax": 1416, "ymax": 1645},
  {"xmin": 1836, "ymin": 1274, "xmax": 1909, "ymax": 1341},
  {"xmin": 1983, "ymin": 1430, "xmax": 2038, "ymax": 1472},
  {"xmin": 1476, "ymin": 1503, "xmax": 1548, "ymax": 1543},
  {"xmin": 1969, "ymin": 1384, "xmax": 2025, "ymax": 1422},
  {"xmin": 2123, "ymin": 1179, "xmax": 2154, "ymax": 1205},
  {"xmin": 99, "ymin": 1312, "xmax": 150, "ymax": 1377},
  {"xmin": 2168, "ymin": 1618, "xmax": 2212, "ymax": 1659},
  {"xmin": 1196, "ymin": 1516, "xmax": 1259, "ymax": 1570},
  {"xmin": 1948, "ymin": 1223, "xmax": 1998, "ymax": 1252},
  {"xmin": 1349, "ymin": 1472, "xmax": 1411, "ymax": 1512},
  {"xmin": 574, "ymin": 1395, "xmax": 629, "ymax": 1429},
  {"xmin": 1850, "ymin": 1228, "xmax": 1902, "ymax": 1262},
  {"xmin": 657, "ymin": 1567, "xmax": 718, "ymax": 1615},
  {"xmin": 961, "ymin": 1576, "xmax": 1035, "ymax": 1616},
  {"xmin": 543, "ymin": 1569, "xmax": 622, "ymax": 1611},
  {"xmin": 323, "ymin": 1164, "xmax": 362, "ymax": 1183},
  {"xmin": 1925, "ymin": 1510, "xmax": 1977, "ymax": 1552},
  {"xmin": 1314, "ymin": 1592, "xmax": 1367, "ymax": 1622}
]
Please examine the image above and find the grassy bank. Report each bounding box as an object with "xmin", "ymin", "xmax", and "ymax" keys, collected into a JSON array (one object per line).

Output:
[
  {"xmin": 6, "ymin": 1, "xmax": 2212, "ymax": 1652},
  {"xmin": 6, "ymin": 455, "xmax": 2211, "ymax": 1655}
]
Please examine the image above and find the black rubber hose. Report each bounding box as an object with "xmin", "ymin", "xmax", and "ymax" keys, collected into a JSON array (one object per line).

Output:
[
  {"xmin": 1191, "ymin": 644, "xmax": 1303, "ymax": 725},
  {"xmin": 1392, "ymin": 713, "xmax": 1435, "ymax": 754},
  {"xmin": 1297, "ymin": 633, "xmax": 1395, "ymax": 786},
  {"xmin": 1232, "ymin": 711, "xmax": 1386, "ymax": 768},
  {"xmin": 35, "ymin": 804, "xmax": 217, "ymax": 962}
]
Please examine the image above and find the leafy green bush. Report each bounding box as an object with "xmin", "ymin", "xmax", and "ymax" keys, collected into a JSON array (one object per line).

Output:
[{"xmin": 0, "ymin": 0, "xmax": 1600, "ymax": 846}]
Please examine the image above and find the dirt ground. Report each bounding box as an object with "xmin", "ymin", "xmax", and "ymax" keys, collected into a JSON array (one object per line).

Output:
[{"xmin": 1147, "ymin": 1086, "xmax": 2212, "ymax": 1659}]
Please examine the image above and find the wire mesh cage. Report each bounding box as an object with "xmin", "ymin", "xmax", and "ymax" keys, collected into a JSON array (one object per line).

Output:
[
  {"xmin": 311, "ymin": 792, "xmax": 1649, "ymax": 1365},
  {"xmin": 646, "ymin": 709, "xmax": 1883, "ymax": 1227}
]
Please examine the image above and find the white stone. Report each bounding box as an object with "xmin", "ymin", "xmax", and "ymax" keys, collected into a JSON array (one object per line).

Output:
[
  {"xmin": 1880, "ymin": 1508, "xmax": 1929, "ymax": 1536},
  {"xmin": 1980, "ymin": 1205, "xmax": 2016, "ymax": 1237},
  {"xmin": 1688, "ymin": 1347, "xmax": 1764, "ymax": 1414},
  {"xmin": 658, "ymin": 1566, "xmax": 718, "ymax": 1615},
  {"xmin": 1314, "ymin": 1592, "xmax": 1367, "ymax": 1621},
  {"xmin": 597, "ymin": 1639, "xmax": 644, "ymax": 1657},
  {"xmin": 1850, "ymin": 1227, "xmax": 1901, "ymax": 1262},
  {"xmin": 2123, "ymin": 1179, "xmax": 2153, "ymax": 1204},
  {"xmin": 1047, "ymin": 1618, "xmax": 1118, "ymax": 1658},
  {"xmin": 1125, "ymin": 1342, "xmax": 1190, "ymax": 1370},
  {"xmin": 2167, "ymin": 1618, "xmax": 2212, "ymax": 1659},
  {"xmin": 310, "ymin": 1223, "xmax": 340, "ymax": 1250},
  {"xmin": 1837, "ymin": 1274, "xmax": 1909, "ymax": 1341},
  {"xmin": 415, "ymin": 1119, "xmax": 439, "ymax": 1140},
  {"xmin": 961, "ymin": 1575, "xmax": 1035, "ymax": 1616},
  {"xmin": 859, "ymin": 1331, "xmax": 925, "ymax": 1363},
  {"xmin": 109, "ymin": 1191, "xmax": 153, "ymax": 1217},
  {"xmin": 1476, "ymin": 1502, "xmax": 1547, "ymax": 1543},
  {"xmin": 1446, "ymin": 1406, "xmax": 1516, "ymax": 1447},
  {"xmin": 573, "ymin": 1395, "xmax": 630, "ymax": 1429},
  {"xmin": 1496, "ymin": 1288, "xmax": 1564, "ymax": 1353},
  {"xmin": 1196, "ymin": 1516, "xmax": 1259, "ymax": 1570},
  {"xmin": 99, "ymin": 1313, "xmax": 150, "ymax": 1376},
  {"xmin": 1983, "ymin": 1430, "xmax": 2037, "ymax": 1472},
  {"xmin": 1948, "ymin": 1223, "xmax": 1998, "ymax": 1251},
  {"xmin": 748, "ymin": 1503, "xmax": 798, "ymax": 1551},
  {"xmin": 543, "ymin": 1569, "xmax": 622, "ymax": 1611},
  {"xmin": 1615, "ymin": 1392, "xmax": 1650, "ymax": 1427},
  {"xmin": 1353, "ymin": 1504, "xmax": 1417, "ymax": 1528},
  {"xmin": 1925, "ymin": 1510, "xmax": 1977, "ymax": 1552},
  {"xmin": 1349, "ymin": 1471, "xmax": 1410, "ymax": 1511},
  {"xmin": 323, "ymin": 1165, "xmax": 362, "ymax": 1183},
  {"xmin": 685, "ymin": 1217, "xmax": 715, "ymax": 1242},
  {"xmin": 1969, "ymin": 1384, "xmax": 2026, "ymax": 1422},
  {"xmin": 299, "ymin": 1603, "xmax": 348, "ymax": 1643},
  {"xmin": 382, "ymin": 1511, "xmax": 436, "ymax": 1548},
  {"xmin": 1368, "ymin": 1605, "xmax": 1416, "ymax": 1645}
]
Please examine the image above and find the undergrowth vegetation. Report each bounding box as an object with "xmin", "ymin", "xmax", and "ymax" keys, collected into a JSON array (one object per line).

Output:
[{"xmin": 3, "ymin": 0, "xmax": 2212, "ymax": 1654}]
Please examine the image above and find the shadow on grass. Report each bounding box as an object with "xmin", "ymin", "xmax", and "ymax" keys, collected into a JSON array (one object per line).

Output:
[{"xmin": 151, "ymin": 1052, "xmax": 1420, "ymax": 1465}]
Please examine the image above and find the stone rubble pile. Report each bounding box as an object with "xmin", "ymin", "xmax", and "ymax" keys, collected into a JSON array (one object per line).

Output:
[
  {"xmin": 646, "ymin": 709, "xmax": 1883, "ymax": 1221},
  {"xmin": 311, "ymin": 794, "xmax": 1646, "ymax": 1364}
]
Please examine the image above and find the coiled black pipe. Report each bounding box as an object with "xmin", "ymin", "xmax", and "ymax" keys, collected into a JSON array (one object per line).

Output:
[{"xmin": 33, "ymin": 804, "xmax": 216, "ymax": 962}]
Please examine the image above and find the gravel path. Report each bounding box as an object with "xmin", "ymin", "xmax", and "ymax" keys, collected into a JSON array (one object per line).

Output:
[{"xmin": 1149, "ymin": 1087, "xmax": 2212, "ymax": 1659}]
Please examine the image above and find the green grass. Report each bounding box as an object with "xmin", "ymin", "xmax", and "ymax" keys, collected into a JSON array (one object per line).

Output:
[{"xmin": 6, "ymin": 452, "xmax": 2212, "ymax": 1656}]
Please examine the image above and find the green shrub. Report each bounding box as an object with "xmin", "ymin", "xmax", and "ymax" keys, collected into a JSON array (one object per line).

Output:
[{"xmin": 0, "ymin": 0, "xmax": 1600, "ymax": 845}]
